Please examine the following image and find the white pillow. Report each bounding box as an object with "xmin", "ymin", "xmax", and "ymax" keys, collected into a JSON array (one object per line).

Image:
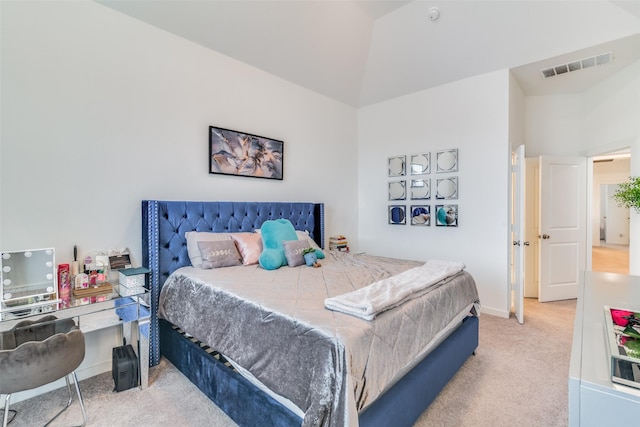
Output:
[
  {"xmin": 295, "ymin": 230, "xmax": 322, "ymax": 250},
  {"xmin": 185, "ymin": 231, "xmax": 233, "ymax": 267}
]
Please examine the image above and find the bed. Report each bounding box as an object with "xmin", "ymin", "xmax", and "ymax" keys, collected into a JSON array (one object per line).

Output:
[{"xmin": 142, "ymin": 200, "xmax": 479, "ymax": 427}]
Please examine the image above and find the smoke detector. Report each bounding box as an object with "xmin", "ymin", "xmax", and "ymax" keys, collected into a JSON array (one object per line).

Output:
[{"xmin": 428, "ymin": 7, "xmax": 440, "ymax": 21}]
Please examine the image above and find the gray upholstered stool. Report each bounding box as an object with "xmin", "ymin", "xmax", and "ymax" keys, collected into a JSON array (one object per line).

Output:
[{"xmin": 0, "ymin": 316, "xmax": 87, "ymax": 426}]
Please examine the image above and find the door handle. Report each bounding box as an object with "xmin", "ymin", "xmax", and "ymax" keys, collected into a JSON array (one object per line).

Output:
[
  {"xmin": 523, "ymin": 241, "xmax": 530, "ymax": 246},
  {"xmin": 513, "ymin": 241, "xmax": 520, "ymax": 246},
  {"xmin": 542, "ymin": 234, "xmax": 550, "ymax": 239}
]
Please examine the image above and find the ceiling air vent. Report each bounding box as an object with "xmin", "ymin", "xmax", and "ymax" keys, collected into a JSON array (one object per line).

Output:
[{"xmin": 540, "ymin": 52, "xmax": 612, "ymax": 79}]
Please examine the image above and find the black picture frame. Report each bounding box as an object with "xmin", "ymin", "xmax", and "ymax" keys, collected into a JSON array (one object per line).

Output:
[{"xmin": 209, "ymin": 126, "xmax": 283, "ymax": 180}]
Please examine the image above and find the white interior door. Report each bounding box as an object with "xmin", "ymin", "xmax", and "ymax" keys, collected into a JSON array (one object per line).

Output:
[
  {"xmin": 605, "ymin": 184, "xmax": 630, "ymax": 245},
  {"xmin": 511, "ymin": 145, "xmax": 525, "ymax": 323},
  {"xmin": 524, "ymin": 158, "xmax": 539, "ymax": 298},
  {"xmin": 539, "ymin": 155, "xmax": 586, "ymax": 302}
]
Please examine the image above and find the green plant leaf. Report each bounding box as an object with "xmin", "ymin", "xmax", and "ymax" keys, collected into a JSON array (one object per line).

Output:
[{"xmin": 613, "ymin": 176, "xmax": 640, "ymax": 213}]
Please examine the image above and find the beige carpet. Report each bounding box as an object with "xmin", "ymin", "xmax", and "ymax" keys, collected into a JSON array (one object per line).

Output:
[{"xmin": 5, "ymin": 298, "xmax": 575, "ymax": 427}]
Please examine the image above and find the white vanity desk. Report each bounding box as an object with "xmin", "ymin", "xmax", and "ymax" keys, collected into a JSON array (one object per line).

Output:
[{"xmin": 569, "ymin": 271, "xmax": 640, "ymax": 426}]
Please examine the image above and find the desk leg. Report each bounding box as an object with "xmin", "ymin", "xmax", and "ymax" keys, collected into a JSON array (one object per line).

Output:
[
  {"xmin": 122, "ymin": 322, "xmax": 132, "ymax": 345},
  {"xmin": 138, "ymin": 316, "xmax": 150, "ymax": 389}
]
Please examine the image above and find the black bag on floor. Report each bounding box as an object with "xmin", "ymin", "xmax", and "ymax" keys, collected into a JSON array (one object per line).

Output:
[{"xmin": 112, "ymin": 340, "xmax": 139, "ymax": 392}]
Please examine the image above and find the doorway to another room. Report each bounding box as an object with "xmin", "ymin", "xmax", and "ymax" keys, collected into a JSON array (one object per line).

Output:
[
  {"xmin": 519, "ymin": 152, "xmax": 631, "ymax": 306},
  {"xmin": 592, "ymin": 153, "xmax": 631, "ymax": 275}
]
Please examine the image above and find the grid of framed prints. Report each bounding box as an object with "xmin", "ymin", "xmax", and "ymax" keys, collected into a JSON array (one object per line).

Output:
[{"xmin": 387, "ymin": 149, "xmax": 458, "ymax": 227}]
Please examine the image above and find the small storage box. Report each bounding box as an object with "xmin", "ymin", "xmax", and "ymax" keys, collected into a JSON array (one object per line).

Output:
[{"xmin": 118, "ymin": 267, "xmax": 149, "ymax": 296}]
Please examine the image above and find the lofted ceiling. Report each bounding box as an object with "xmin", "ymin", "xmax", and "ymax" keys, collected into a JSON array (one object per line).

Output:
[{"xmin": 97, "ymin": 0, "xmax": 640, "ymax": 107}]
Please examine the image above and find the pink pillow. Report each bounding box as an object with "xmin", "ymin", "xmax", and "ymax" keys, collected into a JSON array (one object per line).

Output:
[{"xmin": 231, "ymin": 233, "xmax": 263, "ymax": 265}]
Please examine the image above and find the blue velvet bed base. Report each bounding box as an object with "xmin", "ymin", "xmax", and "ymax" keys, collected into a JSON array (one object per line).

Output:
[
  {"xmin": 160, "ymin": 316, "xmax": 478, "ymax": 427},
  {"xmin": 142, "ymin": 200, "xmax": 479, "ymax": 426}
]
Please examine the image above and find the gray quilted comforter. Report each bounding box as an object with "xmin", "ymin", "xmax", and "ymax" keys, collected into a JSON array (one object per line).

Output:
[{"xmin": 158, "ymin": 251, "xmax": 479, "ymax": 427}]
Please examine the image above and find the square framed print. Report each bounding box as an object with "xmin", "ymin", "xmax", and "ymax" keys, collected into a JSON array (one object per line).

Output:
[
  {"xmin": 388, "ymin": 180, "xmax": 406, "ymax": 201},
  {"xmin": 435, "ymin": 204, "xmax": 458, "ymax": 227},
  {"xmin": 410, "ymin": 153, "xmax": 430, "ymax": 175},
  {"xmin": 410, "ymin": 205, "xmax": 431, "ymax": 226},
  {"xmin": 436, "ymin": 149, "xmax": 458, "ymax": 173},
  {"xmin": 410, "ymin": 178, "xmax": 430, "ymax": 200},
  {"xmin": 209, "ymin": 126, "xmax": 283, "ymax": 180},
  {"xmin": 388, "ymin": 155, "xmax": 406, "ymax": 177},
  {"xmin": 435, "ymin": 177, "xmax": 458, "ymax": 199},
  {"xmin": 388, "ymin": 205, "xmax": 406, "ymax": 225}
]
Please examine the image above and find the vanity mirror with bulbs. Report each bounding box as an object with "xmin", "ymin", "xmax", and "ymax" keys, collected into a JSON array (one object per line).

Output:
[{"xmin": 1, "ymin": 248, "xmax": 59, "ymax": 318}]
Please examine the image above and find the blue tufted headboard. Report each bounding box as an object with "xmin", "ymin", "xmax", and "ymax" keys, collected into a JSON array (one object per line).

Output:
[{"xmin": 141, "ymin": 200, "xmax": 325, "ymax": 366}]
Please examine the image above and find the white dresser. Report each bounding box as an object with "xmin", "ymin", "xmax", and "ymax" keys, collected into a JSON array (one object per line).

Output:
[{"xmin": 569, "ymin": 272, "xmax": 640, "ymax": 426}]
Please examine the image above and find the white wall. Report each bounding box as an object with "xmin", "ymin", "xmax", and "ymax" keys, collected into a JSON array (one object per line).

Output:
[
  {"xmin": 581, "ymin": 60, "xmax": 640, "ymax": 273},
  {"xmin": 0, "ymin": 1, "xmax": 358, "ymax": 265},
  {"xmin": 524, "ymin": 94, "xmax": 583, "ymax": 158},
  {"xmin": 509, "ymin": 73, "xmax": 526, "ymax": 150},
  {"xmin": 0, "ymin": 0, "xmax": 359, "ymax": 397},
  {"xmin": 523, "ymin": 59, "xmax": 640, "ymax": 274},
  {"xmin": 358, "ymin": 70, "xmax": 512, "ymax": 317}
]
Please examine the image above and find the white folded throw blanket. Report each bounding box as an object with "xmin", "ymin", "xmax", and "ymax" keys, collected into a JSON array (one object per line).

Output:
[{"xmin": 324, "ymin": 259, "xmax": 465, "ymax": 320}]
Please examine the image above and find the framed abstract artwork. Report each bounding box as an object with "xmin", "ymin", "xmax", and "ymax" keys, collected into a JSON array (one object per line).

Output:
[
  {"xmin": 209, "ymin": 126, "xmax": 283, "ymax": 180},
  {"xmin": 388, "ymin": 205, "xmax": 407, "ymax": 225},
  {"xmin": 435, "ymin": 204, "xmax": 458, "ymax": 227},
  {"xmin": 410, "ymin": 205, "xmax": 431, "ymax": 226}
]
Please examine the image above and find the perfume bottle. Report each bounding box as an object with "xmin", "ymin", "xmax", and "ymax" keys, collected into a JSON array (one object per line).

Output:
[{"xmin": 58, "ymin": 263, "xmax": 71, "ymax": 300}]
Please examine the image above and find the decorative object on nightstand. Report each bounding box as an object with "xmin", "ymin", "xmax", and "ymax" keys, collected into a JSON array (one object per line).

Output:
[
  {"xmin": 329, "ymin": 235, "xmax": 350, "ymax": 252},
  {"xmin": 119, "ymin": 267, "xmax": 150, "ymax": 296}
]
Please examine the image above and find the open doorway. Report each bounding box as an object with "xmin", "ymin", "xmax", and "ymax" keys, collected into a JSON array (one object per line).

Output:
[
  {"xmin": 592, "ymin": 152, "xmax": 631, "ymax": 274},
  {"xmin": 521, "ymin": 152, "xmax": 630, "ymax": 300}
]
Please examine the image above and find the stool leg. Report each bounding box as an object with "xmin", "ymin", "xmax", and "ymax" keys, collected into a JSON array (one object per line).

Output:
[
  {"xmin": 3, "ymin": 394, "xmax": 11, "ymax": 427},
  {"xmin": 43, "ymin": 376, "xmax": 73, "ymax": 426},
  {"xmin": 71, "ymin": 372, "xmax": 87, "ymax": 427}
]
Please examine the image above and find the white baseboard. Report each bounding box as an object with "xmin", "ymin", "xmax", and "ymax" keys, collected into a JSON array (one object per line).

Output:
[{"xmin": 480, "ymin": 305, "xmax": 510, "ymax": 318}]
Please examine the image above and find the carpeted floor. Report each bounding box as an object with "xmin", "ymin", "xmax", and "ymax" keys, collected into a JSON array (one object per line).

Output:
[{"xmin": 5, "ymin": 298, "xmax": 575, "ymax": 427}]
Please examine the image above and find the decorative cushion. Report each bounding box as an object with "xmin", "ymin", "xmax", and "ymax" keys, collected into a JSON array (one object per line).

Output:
[
  {"xmin": 283, "ymin": 240, "xmax": 311, "ymax": 267},
  {"xmin": 231, "ymin": 233, "xmax": 262, "ymax": 265},
  {"xmin": 197, "ymin": 240, "xmax": 242, "ymax": 269},
  {"xmin": 258, "ymin": 219, "xmax": 298, "ymax": 270},
  {"xmin": 295, "ymin": 230, "xmax": 325, "ymax": 259},
  {"xmin": 185, "ymin": 232, "xmax": 233, "ymax": 267}
]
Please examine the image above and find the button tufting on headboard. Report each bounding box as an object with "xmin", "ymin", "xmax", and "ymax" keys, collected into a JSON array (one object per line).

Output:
[{"xmin": 142, "ymin": 200, "xmax": 325, "ymax": 368}]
